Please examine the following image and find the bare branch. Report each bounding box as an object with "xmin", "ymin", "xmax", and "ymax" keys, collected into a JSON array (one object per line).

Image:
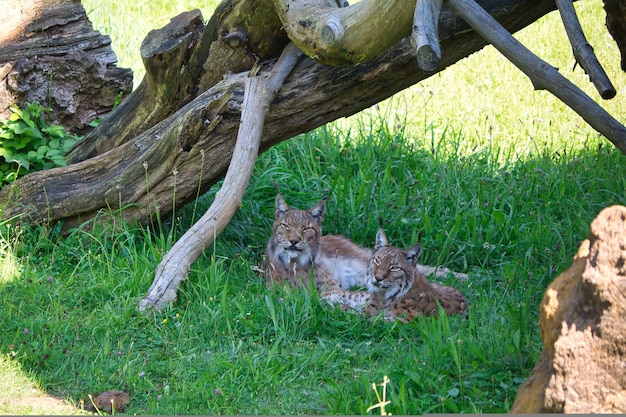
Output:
[
  {"xmin": 411, "ymin": 0, "xmax": 443, "ymax": 71},
  {"xmin": 447, "ymin": 0, "xmax": 626, "ymax": 154},
  {"xmin": 138, "ymin": 43, "xmax": 303, "ymax": 312},
  {"xmin": 556, "ymin": 0, "xmax": 616, "ymax": 99}
]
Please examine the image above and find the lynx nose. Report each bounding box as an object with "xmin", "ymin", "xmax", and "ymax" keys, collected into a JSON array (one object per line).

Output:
[{"xmin": 289, "ymin": 239, "xmax": 299, "ymax": 246}]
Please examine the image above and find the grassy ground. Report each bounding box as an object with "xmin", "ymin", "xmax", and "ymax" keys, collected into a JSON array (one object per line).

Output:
[{"xmin": 2, "ymin": 0, "xmax": 626, "ymax": 414}]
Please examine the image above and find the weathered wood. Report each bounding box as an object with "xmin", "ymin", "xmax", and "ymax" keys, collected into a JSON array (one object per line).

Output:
[
  {"xmin": 556, "ymin": 0, "xmax": 616, "ymax": 99},
  {"xmin": 603, "ymin": 0, "xmax": 626, "ymax": 71},
  {"xmin": 0, "ymin": 0, "xmax": 132, "ymax": 134},
  {"xmin": 0, "ymin": 0, "xmax": 562, "ymax": 228},
  {"xmin": 447, "ymin": 0, "xmax": 626, "ymax": 154},
  {"xmin": 66, "ymin": 10, "xmax": 207, "ymax": 161},
  {"xmin": 1, "ymin": 0, "xmax": 77, "ymax": 46},
  {"xmin": 274, "ymin": 0, "xmax": 417, "ymax": 65},
  {"xmin": 67, "ymin": 0, "xmax": 290, "ymax": 163},
  {"xmin": 139, "ymin": 43, "xmax": 303, "ymax": 312},
  {"xmin": 411, "ymin": 0, "xmax": 443, "ymax": 71}
]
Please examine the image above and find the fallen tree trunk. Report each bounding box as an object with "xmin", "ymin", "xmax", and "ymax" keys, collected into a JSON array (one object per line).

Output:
[
  {"xmin": 0, "ymin": 0, "xmax": 561, "ymax": 228},
  {"xmin": 0, "ymin": 0, "xmax": 133, "ymax": 134}
]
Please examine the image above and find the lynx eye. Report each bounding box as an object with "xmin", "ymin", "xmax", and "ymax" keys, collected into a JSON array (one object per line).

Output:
[
  {"xmin": 302, "ymin": 226, "xmax": 313, "ymax": 232},
  {"xmin": 390, "ymin": 266, "xmax": 401, "ymax": 272},
  {"xmin": 280, "ymin": 223, "xmax": 290, "ymax": 230},
  {"xmin": 373, "ymin": 258, "xmax": 381, "ymax": 266}
]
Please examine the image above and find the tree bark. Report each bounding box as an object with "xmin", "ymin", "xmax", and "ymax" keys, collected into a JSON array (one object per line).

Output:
[
  {"xmin": 66, "ymin": 0, "xmax": 289, "ymax": 162},
  {"xmin": 139, "ymin": 43, "xmax": 303, "ymax": 312},
  {"xmin": 0, "ymin": 0, "xmax": 567, "ymax": 228},
  {"xmin": 0, "ymin": 0, "xmax": 133, "ymax": 134},
  {"xmin": 557, "ymin": 0, "xmax": 616, "ymax": 99},
  {"xmin": 604, "ymin": 0, "xmax": 626, "ymax": 71}
]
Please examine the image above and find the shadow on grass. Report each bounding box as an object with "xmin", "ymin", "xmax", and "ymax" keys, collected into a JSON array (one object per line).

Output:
[{"xmin": 0, "ymin": 123, "xmax": 624, "ymax": 414}]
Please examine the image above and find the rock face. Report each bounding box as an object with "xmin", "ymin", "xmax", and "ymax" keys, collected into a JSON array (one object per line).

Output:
[
  {"xmin": 83, "ymin": 390, "xmax": 130, "ymax": 413},
  {"xmin": 510, "ymin": 205, "xmax": 626, "ymax": 413},
  {"xmin": 0, "ymin": 0, "xmax": 133, "ymax": 134}
]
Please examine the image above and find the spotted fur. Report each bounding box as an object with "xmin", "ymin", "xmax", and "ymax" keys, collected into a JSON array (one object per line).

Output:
[
  {"xmin": 263, "ymin": 192, "xmax": 469, "ymax": 317},
  {"xmin": 263, "ymin": 192, "xmax": 371, "ymax": 291},
  {"xmin": 325, "ymin": 226, "xmax": 468, "ymax": 322}
]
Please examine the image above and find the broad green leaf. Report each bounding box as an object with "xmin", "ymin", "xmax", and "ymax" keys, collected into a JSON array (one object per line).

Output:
[
  {"xmin": 12, "ymin": 135, "xmax": 36, "ymax": 150},
  {"xmin": 12, "ymin": 122, "xmax": 43, "ymax": 140},
  {"xmin": 9, "ymin": 107, "xmax": 24, "ymax": 120},
  {"xmin": 0, "ymin": 129, "xmax": 13, "ymax": 139},
  {"xmin": 50, "ymin": 155, "xmax": 67, "ymax": 167},
  {"xmin": 0, "ymin": 148, "xmax": 14, "ymax": 159},
  {"xmin": 43, "ymin": 125, "xmax": 65, "ymax": 139}
]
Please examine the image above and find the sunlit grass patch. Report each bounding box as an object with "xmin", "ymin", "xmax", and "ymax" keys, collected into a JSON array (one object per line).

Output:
[
  {"xmin": 2, "ymin": 0, "xmax": 626, "ymax": 414},
  {"xmin": 0, "ymin": 220, "xmax": 21, "ymax": 284}
]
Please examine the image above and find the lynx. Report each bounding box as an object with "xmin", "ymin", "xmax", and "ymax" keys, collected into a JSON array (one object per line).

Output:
[
  {"xmin": 323, "ymin": 225, "xmax": 468, "ymax": 322},
  {"xmin": 263, "ymin": 192, "xmax": 468, "ymax": 295},
  {"xmin": 263, "ymin": 192, "xmax": 371, "ymax": 291}
]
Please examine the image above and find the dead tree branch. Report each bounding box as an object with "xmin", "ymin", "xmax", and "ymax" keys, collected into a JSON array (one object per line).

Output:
[
  {"xmin": 556, "ymin": 0, "xmax": 616, "ymax": 99},
  {"xmin": 274, "ymin": 0, "xmax": 416, "ymax": 65},
  {"xmin": 138, "ymin": 43, "xmax": 303, "ymax": 312},
  {"xmin": 411, "ymin": 0, "xmax": 443, "ymax": 71},
  {"xmin": 447, "ymin": 0, "xmax": 626, "ymax": 154}
]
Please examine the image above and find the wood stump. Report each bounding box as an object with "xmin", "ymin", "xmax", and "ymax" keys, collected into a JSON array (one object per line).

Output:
[{"xmin": 0, "ymin": 0, "xmax": 133, "ymax": 134}]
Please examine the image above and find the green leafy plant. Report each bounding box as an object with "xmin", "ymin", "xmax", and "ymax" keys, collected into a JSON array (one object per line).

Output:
[{"xmin": 0, "ymin": 102, "xmax": 80, "ymax": 187}]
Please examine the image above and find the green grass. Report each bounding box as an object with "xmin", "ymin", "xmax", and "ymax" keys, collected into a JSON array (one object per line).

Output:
[{"xmin": 2, "ymin": 0, "xmax": 626, "ymax": 414}]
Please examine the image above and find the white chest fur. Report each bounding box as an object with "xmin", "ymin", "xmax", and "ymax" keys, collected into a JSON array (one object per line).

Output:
[{"xmin": 316, "ymin": 254, "xmax": 369, "ymax": 289}]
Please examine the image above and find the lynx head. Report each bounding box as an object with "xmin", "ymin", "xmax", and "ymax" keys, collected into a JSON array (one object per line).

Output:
[
  {"xmin": 267, "ymin": 192, "xmax": 326, "ymax": 267},
  {"xmin": 366, "ymin": 225, "xmax": 422, "ymax": 304}
]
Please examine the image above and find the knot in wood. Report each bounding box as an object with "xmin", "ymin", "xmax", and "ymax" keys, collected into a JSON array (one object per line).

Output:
[{"xmin": 322, "ymin": 16, "xmax": 344, "ymax": 44}]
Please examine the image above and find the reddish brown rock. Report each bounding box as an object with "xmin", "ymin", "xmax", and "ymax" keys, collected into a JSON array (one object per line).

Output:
[
  {"xmin": 84, "ymin": 390, "xmax": 130, "ymax": 413},
  {"xmin": 511, "ymin": 205, "xmax": 626, "ymax": 413}
]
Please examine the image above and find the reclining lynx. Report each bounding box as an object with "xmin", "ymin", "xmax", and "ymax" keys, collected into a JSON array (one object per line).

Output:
[
  {"xmin": 264, "ymin": 192, "xmax": 371, "ymax": 291},
  {"xmin": 323, "ymin": 224, "xmax": 468, "ymax": 322},
  {"xmin": 263, "ymin": 192, "xmax": 467, "ymax": 294}
]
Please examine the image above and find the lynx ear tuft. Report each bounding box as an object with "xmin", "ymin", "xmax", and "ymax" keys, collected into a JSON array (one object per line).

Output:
[
  {"xmin": 406, "ymin": 242, "xmax": 422, "ymax": 266},
  {"xmin": 309, "ymin": 198, "xmax": 326, "ymax": 225},
  {"xmin": 374, "ymin": 227, "xmax": 389, "ymax": 252},
  {"xmin": 275, "ymin": 193, "xmax": 289, "ymax": 220}
]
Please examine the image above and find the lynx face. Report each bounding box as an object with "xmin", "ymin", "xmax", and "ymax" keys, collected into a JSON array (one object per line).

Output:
[
  {"xmin": 325, "ymin": 224, "xmax": 468, "ymax": 321},
  {"xmin": 365, "ymin": 228, "xmax": 422, "ymax": 306},
  {"xmin": 266, "ymin": 193, "xmax": 326, "ymax": 270}
]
